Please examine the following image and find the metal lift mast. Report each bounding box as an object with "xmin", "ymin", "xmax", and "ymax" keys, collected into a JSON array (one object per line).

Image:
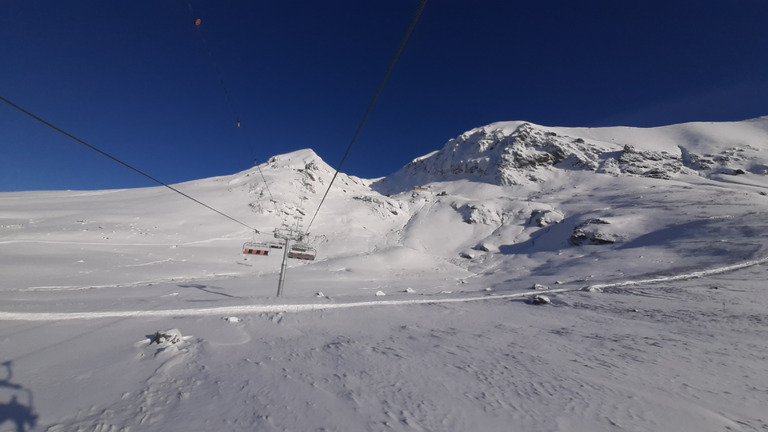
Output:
[{"xmin": 273, "ymin": 227, "xmax": 306, "ymax": 297}]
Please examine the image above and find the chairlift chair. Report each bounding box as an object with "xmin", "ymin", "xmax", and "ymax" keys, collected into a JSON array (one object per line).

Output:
[
  {"xmin": 242, "ymin": 241, "xmax": 270, "ymax": 256},
  {"xmin": 287, "ymin": 243, "xmax": 316, "ymax": 261}
]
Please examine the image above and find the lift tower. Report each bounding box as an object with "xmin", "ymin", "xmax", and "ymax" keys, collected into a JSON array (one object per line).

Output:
[{"xmin": 273, "ymin": 227, "xmax": 306, "ymax": 297}]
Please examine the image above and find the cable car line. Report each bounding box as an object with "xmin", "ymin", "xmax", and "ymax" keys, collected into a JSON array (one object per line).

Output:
[
  {"xmin": 304, "ymin": 0, "xmax": 428, "ymax": 234},
  {"xmin": 186, "ymin": 3, "xmax": 274, "ymax": 205},
  {"xmin": 0, "ymin": 95, "xmax": 258, "ymax": 233},
  {"xmin": 187, "ymin": 3, "xmax": 243, "ymax": 132}
]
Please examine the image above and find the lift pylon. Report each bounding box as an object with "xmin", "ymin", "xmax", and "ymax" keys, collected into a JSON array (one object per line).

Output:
[
  {"xmin": 272, "ymin": 227, "xmax": 316, "ymax": 296},
  {"xmin": 241, "ymin": 227, "xmax": 316, "ymax": 296}
]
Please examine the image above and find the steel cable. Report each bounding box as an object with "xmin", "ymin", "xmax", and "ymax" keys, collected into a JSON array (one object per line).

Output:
[
  {"xmin": 0, "ymin": 95, "xmax": 259, "ymax": 233},
  {"xmin": 305, "ymin": 0, "xmax": 428, "ymax": 234}
]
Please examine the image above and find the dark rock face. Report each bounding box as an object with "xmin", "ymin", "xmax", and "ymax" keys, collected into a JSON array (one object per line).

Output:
[
  {"xmin": 569, "ymin": 218, "xmax": 618, "ymax": 246},
  {"xmin": 618, "ymin": 145, "xmax": 692, "ymax": 179}
]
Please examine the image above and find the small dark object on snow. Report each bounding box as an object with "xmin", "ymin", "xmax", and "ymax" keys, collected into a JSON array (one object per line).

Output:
[
  {"xmin": 531, "ymin": 295, "xmax": 551, "ymax": 305},
  {"xmin": 151, "ymin": 330, "xmax": 182, "ymax": 345}
]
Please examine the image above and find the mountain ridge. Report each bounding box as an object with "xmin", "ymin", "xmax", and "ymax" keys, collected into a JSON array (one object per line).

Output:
[{"xmin": 373, "ymin": 116, "xmax": 768, "ymax": 194}]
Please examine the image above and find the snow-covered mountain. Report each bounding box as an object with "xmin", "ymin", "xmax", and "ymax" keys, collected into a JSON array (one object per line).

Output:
[
  {"xmin": 375, "ymin": 116, "xmax": 768, "ymax": 192},
  {"xmin": 2, "ymin": 116, "xmax": 768, "ymax": 431},
  {"xmin": 4, "ymin": 115, "xmax": 768, "ymax": 296}
]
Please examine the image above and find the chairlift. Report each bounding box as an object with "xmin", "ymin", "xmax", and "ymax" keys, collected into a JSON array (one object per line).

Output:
[
  {"xmin": 287, "ymin": 243, "xmax": 316, "ymax": 261},
  {"xmin": 242, "ymin": 241, "xmax": 270, "ymax": 256}
]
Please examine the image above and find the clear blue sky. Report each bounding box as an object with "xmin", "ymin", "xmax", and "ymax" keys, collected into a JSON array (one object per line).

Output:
[{"xmin": 2, "ymin": 0, "xmax": 768, "ymax": 191}]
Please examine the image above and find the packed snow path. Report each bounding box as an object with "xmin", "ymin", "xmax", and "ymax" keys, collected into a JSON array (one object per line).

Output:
[
  {"xmin": 8, "ymin": 266, "xmax": 767, "ymax": 432},
  {"xmin": 3, "ymin": 256, "xmax": 766, "ymax": 321}
]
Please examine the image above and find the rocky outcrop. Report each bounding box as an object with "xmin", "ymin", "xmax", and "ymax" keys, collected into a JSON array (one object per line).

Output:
[
  {"xmin": 618, "ymin": 145, "xmax": 695, "ymax": 179},
  {"xmin": 569, "ymin": 218, "xmax": 619, "ymax": 246},
  {"xmin": 374, "ymin": 121, "xmax": 766, "ymax": 194},
  {"xmin": 529, "ymin": 209, "xmax": 565, "ymax": 227}
]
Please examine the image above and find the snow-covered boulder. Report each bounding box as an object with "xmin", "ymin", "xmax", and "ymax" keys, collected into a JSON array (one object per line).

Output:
[
  {"xmin": 456, "ymin": 203, "xmax": 505, "ymax": 225},
  {"xmin": 569, "ymin": 218, "xmax": 620, "ymax": 246},
  {"xmin": 529, "ymin": 209, "xmax": 564, "ymax": 227},
  {"xmin": 473, "ymin": 242, "xmax": 497, "ymax": 253}
]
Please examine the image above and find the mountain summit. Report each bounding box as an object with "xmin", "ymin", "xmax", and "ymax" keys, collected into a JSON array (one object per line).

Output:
[{"xmin": 374, "ymin": 117, "xmax": 768, "ymax": 194}]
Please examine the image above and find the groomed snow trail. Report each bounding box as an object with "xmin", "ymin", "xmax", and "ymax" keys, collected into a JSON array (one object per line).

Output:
[{"xmin": 3, "ymin": 256, "xmax": 766, "ymax": 321}]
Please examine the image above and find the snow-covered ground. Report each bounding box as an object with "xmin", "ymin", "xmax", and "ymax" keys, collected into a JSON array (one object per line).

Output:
[{"xmin": 2, "ymin": 117, "xmax": 768, "ymax": 431}]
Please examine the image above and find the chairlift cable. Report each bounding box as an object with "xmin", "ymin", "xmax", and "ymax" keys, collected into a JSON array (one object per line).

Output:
[
  {"xmin": 304, "ymin": 0, "xmax": 428, "ymax": 234},
  {"xmin": 186, "ymin": 3, "xmax": 274, "ymax": 205},
  {"xmin": 187, "ymin": 3, "xmax": 243, "ymax": 133},
  {"xmin": 0, "ymin": 95, "xmax": 259, "ymax": 233}
]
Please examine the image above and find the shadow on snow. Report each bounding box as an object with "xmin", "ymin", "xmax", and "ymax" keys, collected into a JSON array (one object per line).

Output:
[{"xmin": 0, "ymin": 361, "xmax": 37, "ymax": 432}]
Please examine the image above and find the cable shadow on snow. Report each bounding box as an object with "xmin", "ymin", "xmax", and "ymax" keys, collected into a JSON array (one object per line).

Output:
[
  {"xmin": 0, "ymin": 361, "xmax": 37, "ymax": 432},
  {"xmin": 177, "ymin": 284, "xmax": 241, "ymax": 299}
]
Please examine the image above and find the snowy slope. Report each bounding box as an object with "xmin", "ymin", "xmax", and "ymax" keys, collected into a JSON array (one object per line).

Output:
[{"xmin": 2, "ymin": 117, "xmax": 768, "ymax": 431}]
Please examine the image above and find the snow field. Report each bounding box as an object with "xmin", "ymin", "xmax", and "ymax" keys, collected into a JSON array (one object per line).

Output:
[
  {"xmin": 3, "ymin": 117, "xmax": 768, "ymax": 430},
  {"xmin": 7, "ymin": 266, "xmax": 767, "ymax": 431}
]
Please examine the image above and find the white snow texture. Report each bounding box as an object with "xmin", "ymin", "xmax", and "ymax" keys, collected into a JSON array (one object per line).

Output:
[{"xmin": 2, "ymin": 117, "xmax": 768, "ymax": 431}]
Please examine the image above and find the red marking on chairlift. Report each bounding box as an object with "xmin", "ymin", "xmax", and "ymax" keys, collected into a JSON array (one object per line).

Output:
[
  {"xmin": 243, "ymin": 249, "xmax": 268, "ymax": 255},
  {"xmin": 288, "ymin": 252, "xmax": 315, "ymax": 261}
]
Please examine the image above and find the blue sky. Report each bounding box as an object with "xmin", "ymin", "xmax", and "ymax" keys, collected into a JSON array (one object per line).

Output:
[{"xmin": 2, "ymin": 0, "xmax": 768, "ymax": 191}]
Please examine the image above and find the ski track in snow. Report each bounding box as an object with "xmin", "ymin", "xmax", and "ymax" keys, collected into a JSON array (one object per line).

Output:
[
  {"xmin": 3, "ymin": 256, "xmax": 766, "ymax": 321},
  {"xmin": 18, "ymin": 274, "xmax": 240, "ymax": 292},
  {"xmin": 0, "ymin": 237, "xmax": 238, "ymax": 247}
]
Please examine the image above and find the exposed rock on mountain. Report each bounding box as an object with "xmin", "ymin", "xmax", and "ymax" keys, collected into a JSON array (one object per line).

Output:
[
  {"xmin": 374, "ymin": 122, "xmax": 611, "ymax": 193},
  {"xmin": 617, "ymin": 144, "xmax": 694, "ymax": 179},
  {"xmin": 569, "ymin": 218, "xmax": 619, "ymax": 246},
  {"xmin": 373, "ymin": 116, "xmax": 768, "ymax": 194},
  {"xmin": 529, "ymin": 209, "xmax": 565, "ymax": 227}
]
